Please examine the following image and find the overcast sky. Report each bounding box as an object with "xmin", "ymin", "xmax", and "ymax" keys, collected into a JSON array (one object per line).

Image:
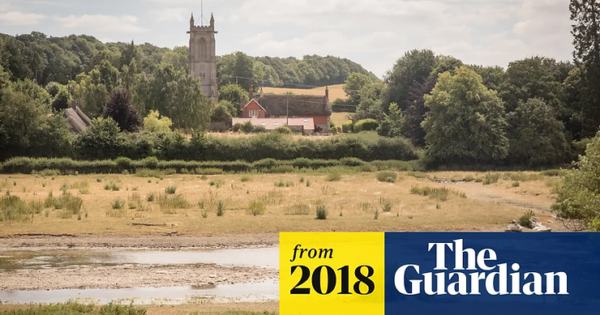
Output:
[{"xmin": 0, "ymin": 0, "xmax": 574, "ymax": 78}]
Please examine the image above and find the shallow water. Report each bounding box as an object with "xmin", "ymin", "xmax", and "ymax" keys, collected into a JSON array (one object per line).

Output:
[
  {"xmin": 0, "ymin": 279, "xmax": 279, "ymax": 305},
  {"xmin": 0, "ymin": 247, "xmax": 279, "ymax": 270}
]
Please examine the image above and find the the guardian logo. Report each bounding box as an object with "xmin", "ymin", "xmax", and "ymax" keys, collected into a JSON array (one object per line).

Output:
[{"xmin": 394, "ymin": 239, "xmax": 569, "ymax": 296}]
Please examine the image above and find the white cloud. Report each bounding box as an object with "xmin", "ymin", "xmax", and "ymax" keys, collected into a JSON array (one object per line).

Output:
[
  {"xmin": 55, "ymin": 14, "xmax": 148, "ymax": 34},
  {"xmin": 232, "ymin": 0, "xmax": 573, "ymax": 76},
  {"xmin": 149, "ymin": 7, "xmax": 188, "ymax": 22},
  {"xmin": 0, "ymin": 11, "xmax": 45, "ymax": 25}
]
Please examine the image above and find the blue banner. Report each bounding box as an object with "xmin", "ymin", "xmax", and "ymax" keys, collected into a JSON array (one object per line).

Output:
[{"xmin": 384, "ymin": 233, "xmax": 600, "ymax": 315}]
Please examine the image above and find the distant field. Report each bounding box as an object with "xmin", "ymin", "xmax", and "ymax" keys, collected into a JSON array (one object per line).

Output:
[
  {"xmin": 331, "ymin": 112, "xmax": 352, "ymax": 127},
  {"xmin": 262, "ymin": 84, "xmax": 347, "ymax": 101}
]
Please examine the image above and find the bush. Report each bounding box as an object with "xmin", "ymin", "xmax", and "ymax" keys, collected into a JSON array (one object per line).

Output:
[
  {"xmin": 353, "ymin": 119, "xmax": 379, "ymax": 133},
  {"xmin": 483, "ymin": 173, "xmax": 500, "ymax": 185},
  {"xmin": 325, "ymin": 173, "xmax": 342, "ymax": 181},
  {"xmin": 376, "ymin": 171, "xmax": 397, "ymax": 183},
  {"xmin": 342, "ymin": 121, "xmax": 354, "ymax": 133},
  {"xmin": 246, "ymin": 200, "xmax": 266, "ymax": 216},
  {"xmin": 518, "ymin": 210, "xmax": 535, "ymax": 228},
  {"xmin": 540, "ymin": 169, "xmax": 561, "ymax": 177},
  {"xmin": 273, "ymin": 126, "xmax": 292, "ymax": 134},
  {"xmin": 316, "ymin": 205, "xmax": 328, "ymax": 220},
  {"xmin": 143, "ymin": 110, "xmax": 172, "ymax": 133}
]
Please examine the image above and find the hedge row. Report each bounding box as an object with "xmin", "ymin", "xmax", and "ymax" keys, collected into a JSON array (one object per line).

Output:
[
  {"xmin": 71, "ymin": 131, "xmax": 419, "ymax": 162},
  {"xmin": 0, "ymin": 157, "xmax": 423, "ymax": 175}
]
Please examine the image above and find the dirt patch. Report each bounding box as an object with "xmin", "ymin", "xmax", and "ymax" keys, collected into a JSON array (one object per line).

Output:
[
  {"xmin": 0, "ymin": 263, "xmax": 278, "ymax": 291},
  {"xmin": 0, "ymin": 233, "xmax": 279, "ymax": 250}
]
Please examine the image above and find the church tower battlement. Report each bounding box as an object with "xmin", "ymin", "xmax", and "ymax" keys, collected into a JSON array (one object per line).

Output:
[{"xmin": 188, "ymin": 12, "xmax": 218, "ymax": 103}]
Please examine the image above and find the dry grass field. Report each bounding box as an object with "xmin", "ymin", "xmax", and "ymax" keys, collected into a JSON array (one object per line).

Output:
[
  {"xmin": 262, "ymin": 84, "xmax": 347, "ymax": 101},
  {"xmin": 0, "ymin": 171, "xmax": 564, "ymax": 236},
  {"xmin": 331, "ymin": 112, "xmax": 352, "ymax": 127}
]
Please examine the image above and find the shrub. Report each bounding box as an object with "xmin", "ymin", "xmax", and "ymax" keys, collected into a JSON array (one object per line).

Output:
[
  {"xmin": 217, "ymin": 200, "xmax": 225, "ymax": 216},
  {"xmin": 273, "ymin": 126, "xmax": 293, "ymax": 134},
  {"xmin": 165, "ymin": 186, "xmax": 177, "ymax": 194},
  {"xmin": 195, "ymin": 168, "xmax": 224, "ymax": 175},
  {"xmin": 316, "ymin": 205, "xmax": 328, "ymax": 220},
  {"xmin": 376, "ymin": 171, "xmax": 397, "ymax": 183},
  {"xmin": 157, "ymin": 194, "xmax": 191, "ymax": 213},
  {"xmin": 146, "ymin": 192, "xmax": 155, "ymax": 202},
  {"xmin": 246, "ymin": 200, "xmax": 266, "ymax": 216},
  {"xmin": 353, "ymin": 119, "xmax": 379, "ymax": 133},
  {"xmin": 141, "ymin": 156, "xmax": 159, "ymax": 168},
  {"xmin": 518, "ymin": 210, "xmax": 535, "ymax": 228},
  {"xmin": 511, "ymin": 181, "xmax": 520, "ymax": 187},
  {"xmin": 0, "ymin": 195, "xmax": 32, "ymax": 222},
  {"xmin": 241, "ymin": 175, "xmax": 252, "ymax": 182},
  {"xmin": 325, "ymin": 173, "xmax": 342, "ymax": 181},
  {"xmin": 111, "ymin": 198, "xmax": 124, "ymax": 210},
  {"xmin": 483, "ymin": 173, "xmax": 500, "ymax": 185},
  {"xmin": 410, "ymin": 186, "xmax": 451, "ymax": 201},
  {"xmin": 342, "ymin": 121, "xmax": 354, "ymax": 133},
  {"xmin": 143, "ymin": 110, "xmax": 173, "ymax": 133},
  {"xmin": 380, "ymin": 197, "xmax": 394, "ymax": 212}
]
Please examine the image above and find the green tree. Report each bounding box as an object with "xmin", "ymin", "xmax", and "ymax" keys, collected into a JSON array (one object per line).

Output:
[
  {"xmin": 72, "ymin": 72, "xmax": 109, "ymax": 117},
  {"xmin": 211, "ymin": 103, "xmax": 233, "ymax": 124},
  {"xmin": 51, "ymin": 84, "xmax": 72, "ymax": 111},
  {"xmin": 161, "ymin": 46, "xmax": 188, "ymax": 73},
  {"xmin": 499, "ymin": 56, "xmax": 566, "ymax": 113},
  {"xmin": 377, "ymin": 102, "xmax": 404, "ymax": 137},
  {"xmin": 506, "ymin": 98, "xmax": 569, "ymax": 166},
  {"xmin": 570, "ymin": 0, "xmax": 600, "ymax": 138},
  {"xmin": 103, "ymin": 88, "xmax": 142, "ymax": 132},
  {"xmin": 0, "ymin": 87, "xmax": 71, "ymax": 160},
  {"xmin": 143, "ymin": 110, "xmax": 172, "ymax": 133},
  {"xmin": 466, "ymin": 65, "xmax": 505, "ymax": 92},
  {"xmin": 218, "ymin": 83, "xmax": 248, "ymax": 116},
  {"xmin": 232, "ymin": 52, "xmax": 255, "ymax": 90},
  {"xmin": 384, "ymin": 49, "xmax": 437, "ymax": 113},
  {"xmin": 12, "ymin": 79, "xmax": 51, "ymax": 106},
  {"xmin": 343, "ymin": 73, "xmax": 373, "ymax": 105},
  {"xmin": 422, "ymin": 66, "xmax": 509, "ymax": 166},
  {"xmin": 551, "ymin": 130, "xmax": 600, "ymax": 231},
  {"xmin": 73, "ymin": 117, "xmax": 121, "ymax": 160}
]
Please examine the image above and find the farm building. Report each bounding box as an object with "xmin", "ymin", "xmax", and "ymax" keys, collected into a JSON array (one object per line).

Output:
[
  {"xmin": 64, "ymin": 106, "xmax": 92, "ymax": 133},
  {"xmin": 231, "ymin": 117, "xmax": 316, "ymax": 134},
  {"xmin": 237, "ymin": 86, "xmax": 332, "ymax": 133}
]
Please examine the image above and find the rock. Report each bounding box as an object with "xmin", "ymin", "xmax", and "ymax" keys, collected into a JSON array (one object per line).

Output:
[
  {"xmin": 530, "ymin": 217, "xmax": 551, "ymax": 232},
  {"xmin": 547, "ymin": 220, "xmax": 553, "ymax": 224},
  {"xmin": 506, "ymin": 221, "xmax": 523, "ymax": 232},
  {"xmin": 209, "ymin": 274, "xmax": 216, "ymax": 279}
]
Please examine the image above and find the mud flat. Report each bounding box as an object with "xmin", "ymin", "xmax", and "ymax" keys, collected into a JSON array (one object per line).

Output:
[{"xmin": 0, "ymin": 233, "xmax": 279, "ymax": 250}]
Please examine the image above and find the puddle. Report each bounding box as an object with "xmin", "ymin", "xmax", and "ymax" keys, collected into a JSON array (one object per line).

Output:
[
  {"xmin": 0, "ymin": 247, "xmax": 279, "ymax": 270},
  {"xmin": 0, "ymin": 279, "xmax": 279, "ymax": 305}
]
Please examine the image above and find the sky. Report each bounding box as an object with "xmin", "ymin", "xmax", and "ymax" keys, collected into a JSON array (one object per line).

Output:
[{"xmin": 0, "ymin": 0, "xmax": 574, "ymax": 79}]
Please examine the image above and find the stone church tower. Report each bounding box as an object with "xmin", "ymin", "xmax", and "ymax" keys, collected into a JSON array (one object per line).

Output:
[{"xmin": 188, "ymin": 13, "xmax": 218, "ymax": 103}]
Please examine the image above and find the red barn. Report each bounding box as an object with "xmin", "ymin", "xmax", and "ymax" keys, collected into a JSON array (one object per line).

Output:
[{"xmin": 239, "ymin": 86, "xmax": 332, "ymax": 133}]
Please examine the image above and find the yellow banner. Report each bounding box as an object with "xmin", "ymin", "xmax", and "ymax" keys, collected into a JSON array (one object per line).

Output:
[{"xmin": 279, "ymin": 232, "xmax": 385, "ymax": 315}]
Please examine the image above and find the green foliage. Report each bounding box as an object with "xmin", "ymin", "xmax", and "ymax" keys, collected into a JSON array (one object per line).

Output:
[
  {"xmin": 423, "ymin": 66, "xmax": 509, "ymax": 166},
  {"xmin": 316, "ymin": 205, "xmax": 328, "ymax": 220},
  {"xmin": 343, "ymin": 73, "xmax": 373, "ymax": 104},
  {"xmin": 376, "ymin": 171, "xmax": 397, "ymax": 183},
  {"xmin": 353, "ymin": 119, "xmax": 379, "ymax": 133},
  {"xmin": 218, "ymin": 83, "xmax": 248, "ymax": 115},
  {"xmin": 483, "ymin": 173, "xmax": 500, "ymax": 185},
  {"xmin": 211, "ymin": 103, "xmax": 233, "ymax": 124},
  {"xmin": 342, "ymin": 121, "xmax": 354, "ymax": 133},
  {"xmin": 551, "ymin": 131, "xmax": 600, "ymax": 230},
  {"xmin": 246, "ymin": 200, "xmax": 267, "ymax": 216},
  {"xmin": 143, "ymin": 110, "xmax": 172, "ymax": 133},
  {"xmin": 217, "ymin": 200, "xmax": 225, "ymax": 216},
  {"xmin": 273, "ymin": 126, "xmax": 292, "ymax": 134},
  {"xmin": 50, "ymin": 84, "xmax": 72, "ymax": 111},
  {"xmin": 540, "ymin": 169, "xmax": 562, "ymax": 177},
  {"xmin": 325, "ymin": 173, "xmax": 342, "ymax": 181},
  {"xmin": 165, "ymin": 185, "xmax": 177, "ymax": 194},
  {"xmin": 384, "ymin": 49, "xmax": 437, "ymax": 113},
  {"xmin": 13, "ymin": 79, "xmax": 51, "ymax": 105},
  {"xmin": 518, "ymin": 210, "xmax": 535, "ymax": 228},
  {"xmin": 377, "ymin": 102, "xmax": 403, "ymax": 138},
  {"xmin": 0, "ymin": 87, "xmax": 72, "ymax": 161},
  {"xmin": 72, "ymin": 117, "xmax": 120, "ymax": 160},
  {"xmin": 506, "ymin": 98, "xmax": 569, "ymax": 166},
  {"xmin": 409, "ymin": 186, "xmax": 460, "ymax": 201}
]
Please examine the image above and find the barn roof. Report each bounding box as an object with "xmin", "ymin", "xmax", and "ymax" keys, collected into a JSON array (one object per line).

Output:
[
  {"xmin": 256, "ymin": 94, "xmax": 332, "ymax": 117},
  {"xmin": 64, "ymin": 106, "xmax": 92, "ymax": 133}
]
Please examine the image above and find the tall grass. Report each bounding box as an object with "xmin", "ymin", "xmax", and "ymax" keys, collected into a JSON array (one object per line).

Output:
[
  {"xmin": 0, "ymin": 302, "xmax": 147, "ymax": 315},
  {"xmin": 246, "ymin": 200, "xmax": 266, "ymax": 216},
  {"xmin": 376, "ymin": 171, "xmax": 397, "ymax": 183},
  {"xmin": 284, "ymin": 203, "xmax": 310, "ymax": 215},
  {"xmin": 316, "ymin": 205, "xmax": 328, "ymax": 220},
  {"xmin": 410, "ymin": 186, "xmax": 466, "ymax": 201},
  {"xmin": 157, "ymin": 193, "xmax": 191, "ymax": 214}
]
